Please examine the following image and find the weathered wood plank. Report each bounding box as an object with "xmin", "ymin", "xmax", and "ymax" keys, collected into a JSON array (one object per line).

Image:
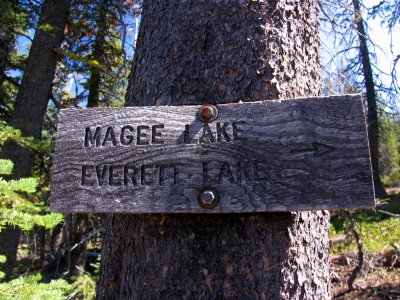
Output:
[{"xmin": 50, "ymin": 94, "xmax": 375, "ymax": 213}]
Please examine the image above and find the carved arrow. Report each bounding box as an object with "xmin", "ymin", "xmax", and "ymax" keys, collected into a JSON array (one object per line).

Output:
[{"xmin": 290, "ymin": 142, "xmax": 337, "ymax": 158}]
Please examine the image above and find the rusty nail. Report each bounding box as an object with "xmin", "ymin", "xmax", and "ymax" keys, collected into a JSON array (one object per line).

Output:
[
  {"xmin": 198, "ymin": 188, "xmax": 219, "ymax": 209},
  {"xmin": 198, "ymin": 104, "xmax": 218, "ymax": 123}
]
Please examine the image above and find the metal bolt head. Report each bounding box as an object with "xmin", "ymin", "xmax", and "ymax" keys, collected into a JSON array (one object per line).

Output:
[
  {"xmin": 198, "ymin": 188, "xmax": 219, "ymax": 209},
  {"xmin": 202, "ymin": 190, "xmax": 215, "ymax": 204},
  {"xmin": 198, "ymin": 104, "xmax": 218, "ymax": 123}
]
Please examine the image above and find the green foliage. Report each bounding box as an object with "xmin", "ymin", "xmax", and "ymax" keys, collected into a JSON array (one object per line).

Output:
[
  {"xmin": 54, "ymin": 48, "xmax": 101, "ymax": 68},
  {"xmin": 0, "ymin": 159, "xmax": 63, "ymax": 231},
  {"xmin": 0, "ymin": 273, "xmax": 70, "ymax": 300},
  {"xmin": 0, "ymin": 256, "xmax": 5, "ymax": 280},
  {"xmin": 0, "ymin": 157, "xmax": 65, "ymax": 292},
  {"xmin": 331, "ymin": 197, "xmax": 400, "ymax": 253},
  {"xmin": 0, "ymin": 176, "xmax": 37, "ymax": 194},
  {"xmin": 0, "ymin": 160, "xmax": 14, "ymax": 175},
  {"xmin": 0, "ymin": 0, "xmax": 127, "ymax": 295},
  {"xmin": 0, "ymin": 273, "xmax": 96, "ymax": 300},
  {"xmin": 0, "ymin": 158, "xmax": 38, "ymax": 206},
  {"xmin": 0, "ymin": 1, "xmax": 31, "ymax": 121},
  {"xmin": 0, "ymin": 121, "xmax": 52, "ymax": 153},
  {"xmin": 56, "ymin": 0, "xmax": 135, "ymax": 108},
  {"xmin": 0, "ymin": 208, "xmax": 64, "ymax": 231},
  {"xmin": 380, "ymin": 115, "xmax": 400, "ymax": 187},
  {"xmin": 38, "ymin": 23, "xmax": 56, "ymax": 33},
  {"xmin": 68, "ymin": 275, "xmax": 97, "ymax": 300},
  {"xmin": 0, "ymin": 114, "xmax": 60, "ymax": 231},
  {"xmin": 9, "ymin": 51, "xmax": 28, "ymax": 71}
]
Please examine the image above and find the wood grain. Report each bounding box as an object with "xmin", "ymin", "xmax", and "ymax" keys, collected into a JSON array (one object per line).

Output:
[{"xmin": 50, "ymin": 94, "xmax": 375, "ymax": 213}]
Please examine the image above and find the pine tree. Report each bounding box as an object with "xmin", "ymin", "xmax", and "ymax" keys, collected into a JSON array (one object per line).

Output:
[
  {"xmin": 55, "ymin": 0, "xmax": 134, "ymax": 276},
  {"xmin": 0, "ymin": 121, "xmax": 63, "ymax": 281},
  {"xmin": 0, "ymin": 0, "xmax": 20, "ymax": 121},
  {"xmin": 56, "ymin": 0, "xmax": 133, "ymax": 109},
  {"xmin": 97, "ymin": 1, "xmax": 331, "ymax": 298},
  {"xmin": 0, "ymin": 0, "xmax": 71, "ymax": 279},
  {"xmin": 352, "ymin": 0, "xmax": 388, "ymax": 198}
]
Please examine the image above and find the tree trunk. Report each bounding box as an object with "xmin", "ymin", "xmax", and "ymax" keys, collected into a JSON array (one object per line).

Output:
[
  {"xmin": 0, "ymin": 0, "xmax": 71, "ymax": 280},
  {"xmin": 0, "ymin": 225, "xmax": 20, "ymax": 281},
  {"xmin": 0, "ymin": 0, "xmax": 18, "ymax": 121},
  {"xmin": 353, "ymin": 0, "xmax": 387, "ymax": 199},
  {"xmin": 0, "ymin": 0, "xmax": 17, "ymax": 84},
  {"xmin": 68, "ymin": 0, "xmax": 111, "ymax": 276},
  {"xmin": 68, "ymin": 213, "xmax": 88, "ymax": 276},
  {"xmin": 87, "ymin": 0, "xmax": 109, "ymax": 108},
  {"xmin": 97, "ymin": 1, "xmax": 331, "ymax": 299}
]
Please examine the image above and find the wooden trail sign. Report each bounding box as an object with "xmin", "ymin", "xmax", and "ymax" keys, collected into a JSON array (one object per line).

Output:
[{"xmin": 50, "ymin": 94, "xmax": 375, "ymax": 213}]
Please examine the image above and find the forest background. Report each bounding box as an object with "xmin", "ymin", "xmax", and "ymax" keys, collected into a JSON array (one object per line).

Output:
[{"xmin": 0, "ymin": 0, "xmax": 399, "ymax": 299}]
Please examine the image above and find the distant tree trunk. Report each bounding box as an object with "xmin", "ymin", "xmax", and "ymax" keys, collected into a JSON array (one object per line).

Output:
[
  {"xmin": 0, "ymin": 2, "xmax": 13, "ymax": 83},
  {"xmin": 68, "ymin": 0, "xmax": 110, "ymax": 276},
  {"xmin": 68, "ymin": 213, "xmax": 88, "ymax": 276},
  {"xmin": 41, "ymin": 222, "xmax": 64, "ymax": 277},
  {"xmin": 87, "ymin": 0, "xmax": 109, "ymax": 108},
  {"xmin": 353, "ymin": 0, "xmax": 387, "ymax": 199},
  {"xmin": 0, "ymin": 0, "xmax": 18, "ymax": 121},
  {"xmin": 97, "ymin": 1, "xmax": 330, "ymax": 299},
  {"xmin": 0, "ymin": 3, "xmax": 22, "ymax": 268},
  {"xmin": 0, "ymin": 0, "xmax": 71, "ymax": 280}
]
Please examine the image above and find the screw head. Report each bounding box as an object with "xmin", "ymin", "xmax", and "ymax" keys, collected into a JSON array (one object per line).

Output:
[
  {"xmin": 198, "ymin": 104, "xmax": 218, "ymax": 123},
  {"xmin": 198, "ymin": 188, "xmax": 219, "ymax": 209}
]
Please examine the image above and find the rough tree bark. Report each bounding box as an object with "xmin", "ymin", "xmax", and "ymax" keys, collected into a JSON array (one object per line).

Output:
[
  {"xmin": 0, "ymin": 0, "xmax": 71, "ymax": 279},
  {"xmin": 353, "ymin": 0, "xmax": 387, "ymax": 199},
  {"xmin": 97, "ymin": 1, "xmax": 330, "ymax": 299}
]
